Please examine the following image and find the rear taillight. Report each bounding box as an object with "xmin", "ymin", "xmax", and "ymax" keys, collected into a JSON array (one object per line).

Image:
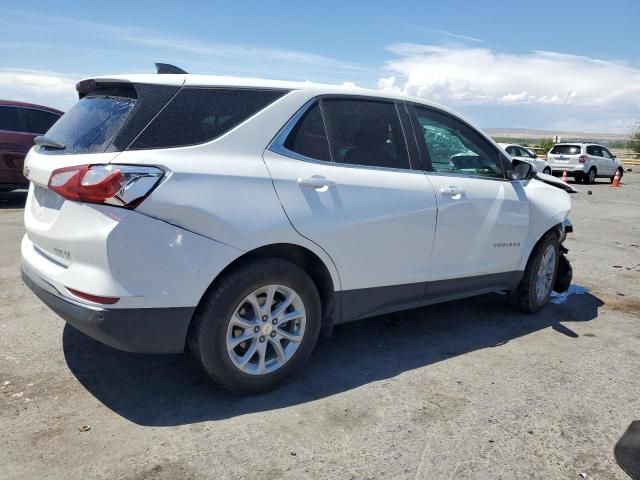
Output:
[
  {"xmin": 579, "ymin": 155, "xmax": 587, "ymax": 163},
  {"xmin": 48, "ymin": 164, "xmax": 164, "ymax": 208}
]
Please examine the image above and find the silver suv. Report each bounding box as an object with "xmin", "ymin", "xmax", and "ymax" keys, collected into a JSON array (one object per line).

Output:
[{"xmin": 546, "ymin": 143, "xmax": 624, "ymax": 184}]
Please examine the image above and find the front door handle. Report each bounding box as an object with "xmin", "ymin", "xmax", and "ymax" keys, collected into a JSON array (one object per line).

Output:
[
  {"xmin": 440, "ymin": 186, "xmax": 466, "ymax": 197},
  {"xmin": 298, "ymin": 177, "xmax": 336, "ymax": 190}
]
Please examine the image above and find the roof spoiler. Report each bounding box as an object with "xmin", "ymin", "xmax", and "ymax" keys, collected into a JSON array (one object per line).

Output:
[{"xmin": 155, "ymin": 63, "xmax": 188, "ymax": 74}]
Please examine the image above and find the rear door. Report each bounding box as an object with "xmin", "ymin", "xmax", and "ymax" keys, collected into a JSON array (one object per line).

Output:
[
  {"xmin": 264, "ymin": 96, "xmax": 438, "ymax": 312},
  {"xmin": 407, "ymin": 104, "xmax": 529, "ymax": 283},
  {"xmin": 586, "ymin": 145, "xmax": 608, "ymax": 176}
]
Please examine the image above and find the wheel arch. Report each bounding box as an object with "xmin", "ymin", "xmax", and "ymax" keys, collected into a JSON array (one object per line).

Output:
[
  {"xmin": 192, "ymin": 243, "xmax": 339, "ymax": 339},
  {"xmin": 518, "ymin": 222, "xmax": 565, "ymax": 273}
]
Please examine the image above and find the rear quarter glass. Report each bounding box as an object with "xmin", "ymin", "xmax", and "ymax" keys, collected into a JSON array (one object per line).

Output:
[{"xmin": 129, "ymin": 87, "xmax": 289, "ymax": 150}]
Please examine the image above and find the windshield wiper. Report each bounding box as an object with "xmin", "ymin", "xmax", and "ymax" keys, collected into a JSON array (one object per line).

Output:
[{"xmin": 34, "ymin": 136, "xmax": 65, "ymax": 150}]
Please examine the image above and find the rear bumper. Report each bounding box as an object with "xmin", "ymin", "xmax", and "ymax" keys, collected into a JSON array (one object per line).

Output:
[
  {"xmin": 548, "ymin": 165, "xmax": 585, "ymax": 175},
  {"xmin": 22, "ymin": 266, "xmax": 194, "ymax": 353}
]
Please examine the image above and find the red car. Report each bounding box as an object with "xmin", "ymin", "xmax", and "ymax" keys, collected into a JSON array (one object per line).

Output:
[{"xmin": 0, "ymin": 100, "xmax": 63, "ymax": 192}]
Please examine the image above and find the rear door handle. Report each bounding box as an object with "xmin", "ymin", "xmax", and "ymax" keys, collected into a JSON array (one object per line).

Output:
[
  {"xmin": 298, "ymin": 177, "xmax": 336, "ymax": 190},
  {"xmin": 440, "ymin": 187, "xmax": 466, "ymax": 197}
]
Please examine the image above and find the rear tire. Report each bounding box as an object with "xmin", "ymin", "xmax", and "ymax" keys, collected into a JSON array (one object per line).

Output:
[
  {"xmin": 585, "ymin": 167, "xmax": 597, "ymax": 184},
  {"xmin": 188, "ymin": 258, "xmax": 321, "ymax": 394},
  {"xmin": 510, "ymin": 232, "xmax": 560, "ymax": 313}
]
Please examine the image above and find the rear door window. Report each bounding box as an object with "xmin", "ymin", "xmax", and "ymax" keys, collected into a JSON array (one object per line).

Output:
[
  {"xmin": 321, "ymin": 98, "xmax": 410, "ymax": 170},
  {"xmin": 19, "ymin": 108, "xmax": 60, "ymax": 134},
  {"xmin": 0, "ymin": 106, "xmax": 22, "ymax": 132},
  {"xmin": 550, "ymin": 145, "xmax": 582, "ymax": 155},
  {"xmin": 587, "ymin": 145, "xmax": 603, "ymax": 157},
  {"xmin": 130, "ymin": 88, "xmax": 288, "ymax": 150},
  {"xmin": 505, "ymin": 146, "xmax": 518, "ymax": 156},
  {"xmin": 283, "ymin": 102, "xmax": 331, "ymax": 162}
]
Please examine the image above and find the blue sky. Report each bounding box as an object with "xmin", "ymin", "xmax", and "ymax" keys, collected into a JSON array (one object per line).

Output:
[{"xmin": 1, "ymin": 1, "xmax": 639, "ymax": 133}]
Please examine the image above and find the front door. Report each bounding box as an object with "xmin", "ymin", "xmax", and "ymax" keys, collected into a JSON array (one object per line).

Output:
[
  {"xmin": 600, "ymin": 147, "xmax": 616, "ymax": 176},
  {"xmin": 408, "ymin": 105, "xmax": 530, "ymax": 282}
]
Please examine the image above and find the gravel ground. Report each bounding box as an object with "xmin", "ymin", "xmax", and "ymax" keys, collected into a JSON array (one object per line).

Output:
[{"xmin": 1, "ymin": 172, "xmax": 639, "ymax": 480}]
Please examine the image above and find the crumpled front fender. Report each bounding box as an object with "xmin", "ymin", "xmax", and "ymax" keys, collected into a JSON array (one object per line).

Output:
[{"xmin": 554, "ymin": 251, "xmax": 572, "ymax": 293}]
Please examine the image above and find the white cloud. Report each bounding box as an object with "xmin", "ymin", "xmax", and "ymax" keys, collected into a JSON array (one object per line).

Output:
[
  {"xmin": 0, "ymin": 69, "xmax": 77, "ymax": 111},
  {"xmin": 381, "ymin": 44, "xmax": 640, "ymax": 132}
]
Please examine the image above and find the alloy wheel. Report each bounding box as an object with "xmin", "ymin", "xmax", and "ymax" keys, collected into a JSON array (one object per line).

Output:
[
  {"xmin": 535, "ymin": 245, "xmax": 556, "ymax": 301},
  {"xmin": 226, "ymin": 285, "xmax": 306, "ymax": 375}
]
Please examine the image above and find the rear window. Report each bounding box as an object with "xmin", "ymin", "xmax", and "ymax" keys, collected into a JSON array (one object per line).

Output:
[
  {"xmin": 550, "ymin": 145, "xmax": 582, "ymax": 155},
  {"xmin": 130, "ymin": 87, "xmax": 288, "ymax": 150},
  {"xmin": 42, "ymin": 87, "xmax": 138, "ymax": 154}
]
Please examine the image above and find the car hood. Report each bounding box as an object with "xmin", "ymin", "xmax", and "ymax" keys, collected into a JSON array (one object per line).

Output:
[{"xmin": 534, "ymin": 172, "xmax": 578, "ymax": 193}]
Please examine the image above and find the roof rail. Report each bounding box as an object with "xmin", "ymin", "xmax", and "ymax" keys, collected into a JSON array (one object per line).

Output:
[{"xmin": 155, "ymin": 63, "xmax": 188, "ymax": 74}]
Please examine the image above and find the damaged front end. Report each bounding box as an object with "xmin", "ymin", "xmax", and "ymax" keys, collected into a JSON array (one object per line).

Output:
[{"xmin": 554, "ymin": 219, "xmax": 573, "ymax": 293}]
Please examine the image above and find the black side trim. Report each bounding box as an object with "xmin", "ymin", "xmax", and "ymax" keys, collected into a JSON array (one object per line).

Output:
[
  {"xmin": 22, "ymin": 268, "xmax": 195, "ymax": 353},
  {"xmin": 339, "ymin": 282, "xmax": 425, "ymax": 324},
  {"xmin": 337, "ymin": 271, "xmax": 523, "ymax": 324}
]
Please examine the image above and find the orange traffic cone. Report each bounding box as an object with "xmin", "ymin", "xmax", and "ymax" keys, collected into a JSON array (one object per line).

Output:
[
  {"xmin": 561, "ymin": 170, "xmax": 568, "ymax": 182},
  {"xmin": 611, "ymin": 169, "xmax": 621, "ymax": 188}
]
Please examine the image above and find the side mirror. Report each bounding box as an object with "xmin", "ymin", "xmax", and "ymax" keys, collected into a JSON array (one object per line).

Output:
[{"xmin": 511, "ymin": 159, "xmax": 535, "ymax": 180}]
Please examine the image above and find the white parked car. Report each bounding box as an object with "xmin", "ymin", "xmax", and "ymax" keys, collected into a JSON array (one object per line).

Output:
[
  {"xmin": 546, "ymin": 142, "xmax": 624, "ymax": 184},
  {"xmin": 498, "ymin": 143, "xmax": 551, "ymax": 174},
  {"xmin": 21, "ymin": 67, "xmax": 574, "ymax": 393}
]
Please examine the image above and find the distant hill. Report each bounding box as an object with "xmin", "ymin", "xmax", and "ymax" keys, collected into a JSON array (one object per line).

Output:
[{"xmin": 484, "ymin": 128, "xmax": 629, "ymax": 141}]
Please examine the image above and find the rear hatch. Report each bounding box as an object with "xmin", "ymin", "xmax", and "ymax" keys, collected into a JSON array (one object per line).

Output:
[
  {"xmin": 24, "ymin": 80, "xmax": 180, "ymax": 264},
  {"xmin": 547, "ymin": 144, "xmax": 582, "ymax": 166}
]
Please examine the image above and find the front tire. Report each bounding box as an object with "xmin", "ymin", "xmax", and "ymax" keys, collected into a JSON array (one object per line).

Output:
[
  {"xmin": 543, "ymin": 167, "xmax": 551, "ymax": 175},
  {"xmin": 189, "ymin": 258, "xmax": 321, "ymax": 394},
  {"xmin": 510, "ymin": 232, "xmax": 560, "ymax": 313}
]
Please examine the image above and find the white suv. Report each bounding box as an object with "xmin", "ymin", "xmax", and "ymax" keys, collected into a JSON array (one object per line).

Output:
[
  {"xmin": 498, "ymin": 143, "xmax": 551, "ymax": 174},
  {"xmin": 546, "ymin": 142, "xmax": 624, "ymax": 184},
  {"xmin": 21, "ymin": 69, "xmax": 574, "ymax": 393}
]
